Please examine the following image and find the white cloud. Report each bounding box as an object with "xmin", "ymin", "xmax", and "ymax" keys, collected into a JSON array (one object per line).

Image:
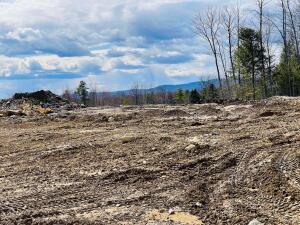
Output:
[{"xmin": 6, "ymin": 28, "xmax": 42, "ymax": 42}]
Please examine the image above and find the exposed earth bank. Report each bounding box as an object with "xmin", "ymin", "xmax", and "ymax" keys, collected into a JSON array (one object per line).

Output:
[{"xmin": 0, "ymin": 96, "xmax": 299, "ymax": 224}]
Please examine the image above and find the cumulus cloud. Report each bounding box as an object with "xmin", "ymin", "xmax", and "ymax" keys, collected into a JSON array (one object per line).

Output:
[{"xmin": 0, "ymin": 27, "xmax": 90, "ymax": 57}]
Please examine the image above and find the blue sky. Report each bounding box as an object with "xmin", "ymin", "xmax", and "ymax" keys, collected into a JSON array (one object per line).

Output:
[{"xmin": 0, "ymin": 0, "xmax": 272, "ymax": 98}]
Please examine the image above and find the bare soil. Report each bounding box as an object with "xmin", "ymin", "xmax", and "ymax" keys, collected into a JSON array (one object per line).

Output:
[{"xmin": 0, "ymin": 97, "xmax": 300, "ymax": 225}]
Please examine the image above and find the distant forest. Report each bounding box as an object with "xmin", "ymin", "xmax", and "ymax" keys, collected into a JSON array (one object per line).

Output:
[
  {"xmin": 64, "ymin": 0, "xmax": 300, "ymax": 106},
  {"xmin": 63, "ymin": 79, "xmax": 221, "ymax": 106}
]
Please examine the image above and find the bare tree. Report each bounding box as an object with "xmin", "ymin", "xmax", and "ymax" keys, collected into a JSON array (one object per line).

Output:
[
  {"xmin": 281, "ymin": 0, "xmax": 292, "ymax": 95},
  {"xmin": 222, "ymin": 6, "xmax": 237, "ymax": 84},
  {"xmin": 62, "ymin": 88, "xmax": 73, "ymax": 102},
  {"xmin": 264, "ymin": 17, "xmax": 275, "ymax": 95},
  {"xmin": 156, "ymin": 87, "xmax": 167, "ymax": 104},
  {"xmin": 257, "ymin": 0, "xmax": 268, "ymax": 98},
  {"xmin": 266, "ymin": 0, "xmax": 292, "ymax": 95},
  {"xmin": 216, "ymin": 37, "xmax": 231, "ymax": 96},
  {"xmin": 235, "ymin": 3, "xmax": 242, "ymax": 85},
  {"xmin": 286, "ymin": 0, "xmax": 300, "ymax": 61},
  {"xmin": 89, "ymin": 83, "xmax": 98, "ymax": 107},
  {"xmin": 193, "ymin": 8, "xmax": 224, "ymax": 98},
  {"xmin": 131, "ymin": 82, "xmax": 142, "ymax": 105}
]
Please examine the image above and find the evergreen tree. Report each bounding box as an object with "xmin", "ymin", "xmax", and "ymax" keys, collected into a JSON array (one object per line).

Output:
[
  {"xmin": 190, "ymin": 89, "xmax": 200, "ymax": 104},
  {"xmin": 234, "ymin": 27, "xmax": 267, "ymax": 99},
  {"xmin": 275, "ymin": 43, "xmax": 300, "ymax": 96},
  {"xmin": 75, "ymin": 81, "xmax": 89, "ymax": 105},
  {"xmin": 175, "ymin": 89, "xmax": 184, "ymax": 104},
  {"xmin": 200, "ymin": 84, "xmax": 219, "ymax": 102}
]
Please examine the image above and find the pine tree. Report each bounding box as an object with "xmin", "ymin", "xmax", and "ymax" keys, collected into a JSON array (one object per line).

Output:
[
  {"xmin": 234, "ymin": 27, "xmax": 267, "ymax": 99},
  {"xmin": 175, "ymin": 89, "xmax": 184, "ymax": 104},
  {"xmin": 75, "ymin": 81, "xmax": 89, "ymax": 105},
  {"xmin": 190, "ymin": 89, "xmax": 200, "ymax": 104}
]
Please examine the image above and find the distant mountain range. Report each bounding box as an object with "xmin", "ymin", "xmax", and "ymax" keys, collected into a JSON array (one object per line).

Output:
[{"xmin": 109, "ymin": 79, "xmax": 219, "ymax": 96}]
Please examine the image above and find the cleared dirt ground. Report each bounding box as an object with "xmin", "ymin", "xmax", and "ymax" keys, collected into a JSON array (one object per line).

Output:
[{"xmin": 0, "ymin": 97, "xmax": 300, "ymax": 224}]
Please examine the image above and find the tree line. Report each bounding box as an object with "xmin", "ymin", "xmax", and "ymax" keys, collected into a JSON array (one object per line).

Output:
[
  {"xmin": 62, "ymin": 80, "xmax": 220, "ymax": 106},
  {"xmin": 193, "ymin": 0, "xmax": 300, "ymax": 100}
]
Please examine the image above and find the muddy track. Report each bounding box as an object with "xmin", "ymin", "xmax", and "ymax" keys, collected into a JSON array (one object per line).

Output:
[{"xmin": 0, "ymin": 98, "xmax": 300, "ymax": 224}]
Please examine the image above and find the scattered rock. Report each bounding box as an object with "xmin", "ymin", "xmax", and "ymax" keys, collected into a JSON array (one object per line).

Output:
[
  {"xmin": 168, "ymin": 208, "xmax": 175, "ymax": 215},
  {"xmin": 195, "ymin": 202, "xmax": 202, "ymax": 207},
  {"xmin": 185, "ymin": 144, "xmax": 197, "ymax": 152},
  {"xmin": 248, "ymin": 219, "xmax": 264, "ymax": 225},
  {"xmin": 108, "ymin": 117, "xmax": 115, "ymax": 122},
  {"xmin": 188, "ymin": 136, "xmax": 202, "ymax": 145},
  {"xmin": 36, "ymin": 106, "xmax": 53, "ymax": 115}
]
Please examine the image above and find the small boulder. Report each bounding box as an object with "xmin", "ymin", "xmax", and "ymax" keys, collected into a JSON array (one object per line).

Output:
[
  {"xmin": 248, "ymin": 219, "xmax": 264, "ymax": 225},
  {"xmin": 61, "ymin": 104, "xmax": 73, "ymax": 111},
  {"xmin": 188, "ymin": 136, "xmax": 202, "ymax": 145},
  {"xmin": 108, "ymin": 117, "xmax": 115, "ymax": 122},
  {"xmin": 185, "ymin": 144, "xmax": 197, "ymax": 152},
  {"xmin": 36, "ymin": 106, "xmax": 53, "ymax": 114}
]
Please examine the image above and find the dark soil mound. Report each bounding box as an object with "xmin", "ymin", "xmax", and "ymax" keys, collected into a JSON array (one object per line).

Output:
[
  {"xmin": 0, "ymin": 90, "xmax": 78, "ymax": 114},
  {"xmin": 12, "ymin": 90, "xmax": 67, "ymax": 104}
]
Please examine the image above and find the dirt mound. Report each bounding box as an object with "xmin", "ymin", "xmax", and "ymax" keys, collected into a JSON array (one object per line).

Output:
[
  {"xmin": 0, "ymin": 90, "xmax": 78, "ymax": 116},
  {"xmin": 12, "ymin": 90, "xmax": 66, "ymax": 105}
]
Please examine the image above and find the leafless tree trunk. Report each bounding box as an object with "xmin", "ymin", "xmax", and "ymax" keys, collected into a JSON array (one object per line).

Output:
[
  {"xmin": 89, "ymin": 84, "xmax": 98, "ymax": 107},
  {"xmin": 62, "ymin": 89, "xmax": 73, "ymax": 102},
  {"xmin": 216, "ymin": 37, "xmax": 231, "ymax": 96},
  {"xmin": 264, "ymin": 17, "xmax": 274, "ymax": 95},
  {"xmin": 263, "ymin": 0, "xmax": 292, "ymax": 95},
  {"xmin": 281, "ymin": 0, "xmax": 292, "ymax": 96},
  {"xmin": 251, "ymin": 39, "xmax": 256, "ymax": 100},
  {"xmin": 156, "ymin": 87, "xmax": 167, "ymax": 104},
  {"xmin": 257, "ymin": 0, "xmax": 267, "ymax": 98},
  {"xmin": 236, "ymin": 4, "xmax": 242, "ymax": 85},
  {"xmin": 194, "ymin": 8, "xmax": 224, "ymax": 99},
  {"xmin": 286, "ymin": 0, "xmax": 300, "ymax": 61},
  {"xmin": 222, "ymin": 7, "xmax": 237, "ymax": 85},
  {"xmin": 131, "ymin": 82, "xmax": 141, "ymax": 105}
]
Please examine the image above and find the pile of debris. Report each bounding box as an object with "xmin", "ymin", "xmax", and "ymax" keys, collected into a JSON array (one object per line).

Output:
[{"xmin": 0, "ymin": 90, "xmax": 79, "ymax": 117}]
